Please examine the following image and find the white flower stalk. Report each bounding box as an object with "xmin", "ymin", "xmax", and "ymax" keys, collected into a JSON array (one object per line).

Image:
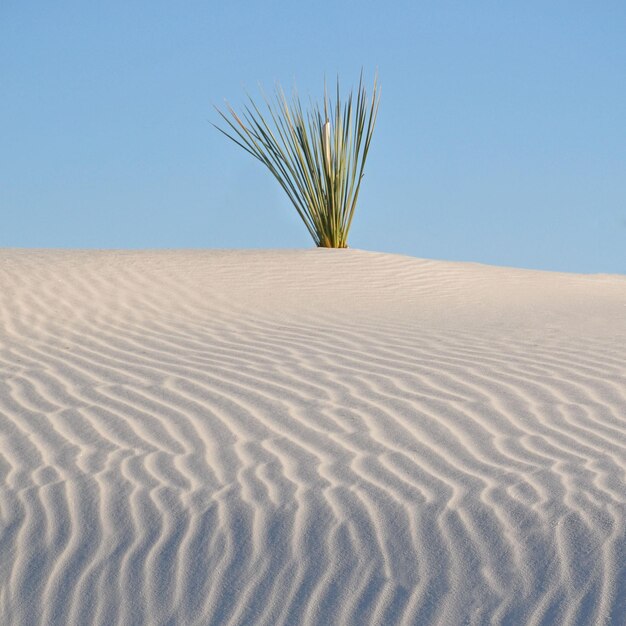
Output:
[{"xmin": 322, "ymin": 118, "xmax": 332, "ymax": 176}]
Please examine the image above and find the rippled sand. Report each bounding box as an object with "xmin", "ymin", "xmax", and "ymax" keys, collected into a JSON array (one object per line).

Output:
[{"xmin": 0, "ymin": 249, "xmax": 625, "ymax": 625}]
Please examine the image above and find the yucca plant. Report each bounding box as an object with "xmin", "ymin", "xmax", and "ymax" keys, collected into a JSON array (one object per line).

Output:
[{"xmin": 214, "ymin": 73, "xmax": 380, "ymax": 248}]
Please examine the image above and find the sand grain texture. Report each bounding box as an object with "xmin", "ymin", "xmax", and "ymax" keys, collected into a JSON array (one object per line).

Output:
[{"xmin": 0, "ymin": 249, "xmax": 625, "ymax": 625}]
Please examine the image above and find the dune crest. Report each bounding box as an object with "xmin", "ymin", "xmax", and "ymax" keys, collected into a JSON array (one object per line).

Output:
[{"xmin": 1, "ymin": 249, "xmax": 625, "ymax": 625}]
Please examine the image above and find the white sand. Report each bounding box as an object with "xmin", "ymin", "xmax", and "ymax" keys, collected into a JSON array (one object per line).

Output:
[{"xmin": 0, "ymin": 248, "xmax": 625, "ymax": 625}]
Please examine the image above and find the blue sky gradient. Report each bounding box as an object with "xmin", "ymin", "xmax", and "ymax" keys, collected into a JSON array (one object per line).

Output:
[{"xmin": 2, "ymin": 1, "xmax": 625, "ymax": 273}]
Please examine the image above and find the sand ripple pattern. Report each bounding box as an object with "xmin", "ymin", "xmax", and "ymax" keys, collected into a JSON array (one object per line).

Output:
[{"xmin": 0, "ymin": 249, "xmax": 625, "ymax": 625}]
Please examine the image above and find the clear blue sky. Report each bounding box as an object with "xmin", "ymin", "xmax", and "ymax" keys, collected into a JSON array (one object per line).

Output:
[{"xmin": 2, "ymin": 1, "xmax": 625, "ymax": 273}]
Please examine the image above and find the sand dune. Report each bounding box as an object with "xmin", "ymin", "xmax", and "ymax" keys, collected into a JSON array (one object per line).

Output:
[{"xmin": 0, "ymin": 249, "xmax": 625, "ymax": 625}]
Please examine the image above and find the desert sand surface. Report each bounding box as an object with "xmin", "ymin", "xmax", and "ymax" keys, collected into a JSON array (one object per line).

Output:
[{"xmin": 0, "ymin": 248, "xmax": 625, "ymax": 625}]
